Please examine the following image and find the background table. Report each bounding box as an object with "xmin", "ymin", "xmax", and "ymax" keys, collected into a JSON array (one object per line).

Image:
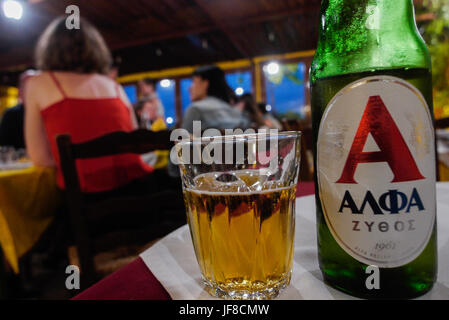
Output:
[
  {"xmin": 73, "ymin": 182, "xmax": 448, "ymax": 300},
  {"xmin": 0, "ymin": 166, "xmax": 62, "ymax": 274}
]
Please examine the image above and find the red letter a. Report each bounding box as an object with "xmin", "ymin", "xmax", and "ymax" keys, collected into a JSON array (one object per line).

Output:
[{"xmin": 336, "ymin": 96, "xmax": 425, "ymax": 184}]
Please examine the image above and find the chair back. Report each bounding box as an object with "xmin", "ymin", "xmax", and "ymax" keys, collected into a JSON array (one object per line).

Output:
[{"xmin": 56, "ymin": 129, "xmax": 179, "ymax": 287}]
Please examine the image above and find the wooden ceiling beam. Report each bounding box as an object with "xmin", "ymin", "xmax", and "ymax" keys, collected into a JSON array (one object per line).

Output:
[
  {"xmin": 190, "ymin": 0, "xmax": 251, "ymax": 58},
  {"xmin": 221, "ymin": 5, "xmax": 320, "ymax": 28},
  {"xmin": 110, "ymin": 4, "xmax": 319, "ymax": 51},
  {"xmin": 0, "ymin": 1, "xmax": 321, "ymax": 70},
  {"xmin": 110, "ymin": 25, "xmax": 215, "ymax": 50}
]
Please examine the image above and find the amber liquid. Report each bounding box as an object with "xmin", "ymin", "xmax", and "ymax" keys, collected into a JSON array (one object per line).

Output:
[{"xmin": 183, "ymin": 173, "xmax": 296, "ymax": 299}]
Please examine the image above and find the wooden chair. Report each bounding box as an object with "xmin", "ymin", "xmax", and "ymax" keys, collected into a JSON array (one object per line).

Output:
[{"xmin": 56, "ymin": 129, "xmax": 185, "ymax": 288}]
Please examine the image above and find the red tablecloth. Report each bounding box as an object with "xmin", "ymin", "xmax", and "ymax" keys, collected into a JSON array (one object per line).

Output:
[{"xmin": 73, "ymin": 181, "xmax": 315, "ymax": 300}]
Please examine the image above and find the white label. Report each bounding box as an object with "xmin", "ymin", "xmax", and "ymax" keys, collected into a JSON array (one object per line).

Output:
[{"xmin": 317, "ymin": 76, "xmax": 436, "ymax": 268}]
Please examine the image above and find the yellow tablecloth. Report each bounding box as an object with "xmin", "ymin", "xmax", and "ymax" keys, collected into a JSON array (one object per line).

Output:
[{"xmin": 0, "ymin": 166, "xmax": 62, "ymax": 274}]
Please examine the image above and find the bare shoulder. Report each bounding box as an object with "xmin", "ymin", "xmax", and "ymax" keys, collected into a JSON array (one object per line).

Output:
[
  {"xmin": 90, "ymin": 74, "xmax": 125, "ymax": 95},
  {"xmin": 110, "ymin": 78, "xmax": 130, "ymax": 100},
  {"xmin": 95, "ymin": 73, "xmax": 118, "ymax": 86},
  {"xmin": 26, "ymin": 72, "xmax": 61, "ymax": 96},
  {"xmin": 26, "ymin": 72, "xmax": 48, "ymax": 90},
  {"xmin": 25, "ymin": 72, "xmax": 63, "ymax": 109}
]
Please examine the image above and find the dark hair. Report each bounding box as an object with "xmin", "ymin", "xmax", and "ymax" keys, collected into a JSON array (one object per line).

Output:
[
  {"xmin": 142, "ymin": 78, "xmax": 157, "ymax": 88},
  {"xmin": 238, "ymin": 93, "xmax": 256, "ymax": 114},
  {"xmin": 133, "ymin": 98, "xmax": 150, "ymax": 127},
  {"xmin": 35, "ymin": 17, "xmax": 112, "ymax": 74},
  {"xmin": 193, "ymin": 65, "xmax": 234, "ymax": 103},
  {"xmin": 258, "ymin": 102, "xmax": 268, "ymax": 114},
  {"xmin": 238, "ymin": 93, "xmax": 265, "ymax": 127},
  {"xmin": 134, "ymin": 98, "xmax": 148, "ymax": 112}
]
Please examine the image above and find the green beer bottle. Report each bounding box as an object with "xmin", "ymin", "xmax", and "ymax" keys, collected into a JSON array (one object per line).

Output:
[{"xmin": 310, "ymin": 0, "xmax": 437, "ymax": 298}]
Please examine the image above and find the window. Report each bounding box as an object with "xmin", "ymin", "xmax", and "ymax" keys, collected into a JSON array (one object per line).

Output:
[
  {"xmin": 226, "ymin": 71, "xmax": 252, "ymax": 97},
  {"xmin": 123, "ymin": 84, "xmax": 137, "ymax": 105},
  {"xmin": 124, "ymin": 81, "xmax": 176, "ymax": 127},
  {"xmin": 180, "ymin": 78, "xmax": 193, "ymax": 113},
  {"xmin": 264, "ymin": 62, "xmax": 306, "ymax": 120},
  {"xmin": 180, "ymin": 70, "xmax": 253, "ymax": 113},
  {"xmin": 156, "ymin": 79, "xmax": 176, "ymax": 126}
]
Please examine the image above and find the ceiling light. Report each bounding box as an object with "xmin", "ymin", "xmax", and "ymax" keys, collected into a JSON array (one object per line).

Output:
[
  {"xmin": 3, "ymin": 0, "xmax": 23, "ymax": 20},
  {"xmin": 266, "ymin": 62, "xmax": 280, "ymax": 76},
  {"xmin": 160, "ymin": 79, "xmax": 171, "ymax": 88},
  {"xmin": 235, "ymin": 87, "xmax": 244, "ymax": 96}
]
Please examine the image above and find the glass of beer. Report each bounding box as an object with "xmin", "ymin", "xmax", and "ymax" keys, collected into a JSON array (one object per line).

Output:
[{"xmin": 176, "ymin": 131, "xmax": 301, "ymax": 299}]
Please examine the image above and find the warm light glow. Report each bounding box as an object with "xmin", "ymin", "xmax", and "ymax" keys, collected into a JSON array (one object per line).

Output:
[
  {"xmin": 265, "ymin": 62, "xmax": 280, "ymax": 75},
  {"xmin": 160, "ymin": 79, "xmax": 171, "ymax": 88},
  {"xmin": 166, "ymin": 117, "xmax": 174, "ymax": 124},
  {"xmin": 235, "ymin": 87, "xmax": 244, "ymax": 96},
  {"xmin": 3, "ymin": 0, "xmax": 23, "ymax": 20},
  {"xmin": 266, "ymin": 104, "xmax": 272, "ymax": 112}
]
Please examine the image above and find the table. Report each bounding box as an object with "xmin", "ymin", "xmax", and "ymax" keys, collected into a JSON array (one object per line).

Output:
[
  {"xmin": 0, "ymin": 166, "xmax": 62, "ymax": 274},
  {"xmin": 73, "ymin": 182, "xmax": 449, "ymax": 300},
  {"xmin": 73, "ymin": 182, "xmax": 315, "ymax": 300}
]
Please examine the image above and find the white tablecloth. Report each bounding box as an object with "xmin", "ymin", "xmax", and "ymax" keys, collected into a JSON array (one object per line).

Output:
[{"xmin": 140, "ymin": 183, "xmax": 449, "ymax": 300}]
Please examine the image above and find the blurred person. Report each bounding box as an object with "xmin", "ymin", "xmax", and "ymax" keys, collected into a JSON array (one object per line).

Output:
[
  {"xmin": 258, "ymin": 102, "xmax": 283, "ymax": 130},
  {"xmin": 137, "ymin": 78, "xmax": 165, "ymax": 119},
  {"xmin": 134, "ymin": 98, "xmax": 167, "ymax": 131},
  {"xmin": 133, "ymin": 98, "xmax": 168, "ymax": 170},
  {"xmin": 234, "ymin": 93, "xmax": 268, "ymax": 129},
  {"xmin": 25, "ymin": 17, "xmax": 179, "ymax": 197},
  {"xmin": 0, "ymin": 70, "xmax": 37, "ymax": 149},
  {"xmin": 133, "ymin": 99, "xmax": 146, "ymax": 128},
  {"xmin": 182, "ymin": 65, "xmax": 249, "ymax": 133}
]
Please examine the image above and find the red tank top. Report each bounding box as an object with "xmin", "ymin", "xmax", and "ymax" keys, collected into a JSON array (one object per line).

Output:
[{"xmin": 41, "ymin": 72, "xmax": 153, "ymax": 193}]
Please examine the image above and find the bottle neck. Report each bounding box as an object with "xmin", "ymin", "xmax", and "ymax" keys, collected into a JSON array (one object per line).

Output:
[
  {"xmin": 312, "ymin": 0, "xmax": 430, "ymax": 82},
  {"xmin": 319, "ymin": 0, "xmax": 415, "ymax": 33}
]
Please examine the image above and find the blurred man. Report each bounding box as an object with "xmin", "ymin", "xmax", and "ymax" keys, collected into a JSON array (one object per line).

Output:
[
  {"xmin": 137, "ymin": 78, "xmax": 165, "ymax": 119},
  {"xmin": 0, "ymin": 70, "xmax": 37, "ymax": 149}
]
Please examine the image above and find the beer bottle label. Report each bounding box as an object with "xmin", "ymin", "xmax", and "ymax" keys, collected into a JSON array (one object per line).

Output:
[{"xmin": 317, "ymin": 75, "xmax": 436, "ymax": 268}]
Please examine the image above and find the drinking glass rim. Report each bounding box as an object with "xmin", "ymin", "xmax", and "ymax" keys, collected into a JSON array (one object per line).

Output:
[{"xmin": 176, "ymin": 130, "xmax": 302, "ymax": 146}]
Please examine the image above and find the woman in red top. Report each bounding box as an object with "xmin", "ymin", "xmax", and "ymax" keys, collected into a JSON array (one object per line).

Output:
[{"xmin": 25, "ymin": 17, "xmax": 158, "ymax": 194}]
